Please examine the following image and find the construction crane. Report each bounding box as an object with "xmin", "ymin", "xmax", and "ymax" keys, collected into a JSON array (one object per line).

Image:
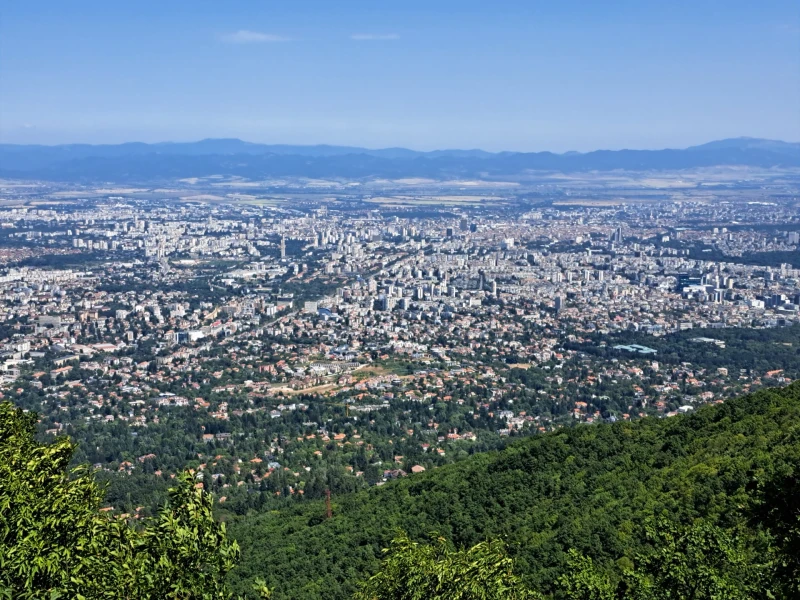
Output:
[{"xmin": 317, "ymin": 399, "xmax": 352, "ymax": 417}]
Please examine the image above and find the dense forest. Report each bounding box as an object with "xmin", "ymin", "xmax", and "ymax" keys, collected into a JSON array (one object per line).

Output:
[
  {"xmin": 5, "ymin": 382, "xmax": 800, "ymax": 598},
  {"xmin": 225, "ymin": 380, "xmax": 800, "ymax": 598}
]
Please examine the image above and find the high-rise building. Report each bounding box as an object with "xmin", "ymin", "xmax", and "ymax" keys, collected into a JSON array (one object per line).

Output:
[{"xmin": 377, "ymin": 295, "xmax": 395, "ymax": 311}]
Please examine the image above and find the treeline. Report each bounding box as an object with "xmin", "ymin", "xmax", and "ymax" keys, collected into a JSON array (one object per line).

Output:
[
  {"xmin": 570, "ymin": 324, "xmax": 800, "ymax": 376},
  {"xmin": 226, "ymin": 381, "xmax": 800, "ymax": 598}
]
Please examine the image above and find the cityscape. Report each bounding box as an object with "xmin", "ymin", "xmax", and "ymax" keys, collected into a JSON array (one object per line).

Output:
[
  {"xmin": 1, "ymin": 171, "xmax": 799, "ymax": 507},
  {"xmin": 3, "ymin": 1, "xmax": 800, "ymax": 598}
]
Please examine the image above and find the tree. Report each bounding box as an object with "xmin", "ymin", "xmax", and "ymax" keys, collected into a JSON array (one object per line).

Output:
[
  {"xmin": 354, "ymin": 532, "xmax": 540, "ymax": 600},
  {"xmin": 557, "ymin": 551, "xmax": 615, "ymax": 600},
  {"xmin": 126, "ymin": 473, "xmax": 241, "ymax": 599},
  {"xmin": 559, "ymin": 519, "xmax": 766, "ymax": 600},
  {"xmin": 750, "ymin": 437, "xmax": 800, "ymax": 597},
  {"xmin": 0, "ymin": 401, "xmax": 244, "ymax": 599},
  {"xmin": 621, "ymin": 519, "xmax": 764, "ymax": 600}
]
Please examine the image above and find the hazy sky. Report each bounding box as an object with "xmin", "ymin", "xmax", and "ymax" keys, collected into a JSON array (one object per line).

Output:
[{"xmin": 1, "ymin": 0, "xmax": 798, "ymax": 151}]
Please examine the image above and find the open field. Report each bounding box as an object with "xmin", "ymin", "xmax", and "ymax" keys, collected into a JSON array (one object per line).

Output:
[{"xmin": 364, "ymin": 195, "xmax": 510, "ymax": 205}]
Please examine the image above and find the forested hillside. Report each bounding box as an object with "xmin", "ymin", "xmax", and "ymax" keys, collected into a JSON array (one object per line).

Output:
[
  {"xmin": 4, "ymin": 378, "xmax": 800, "ymax": 598},
  {"xmin": 227, "ymin": 381, "xmax": 800, "ymax": 599}
]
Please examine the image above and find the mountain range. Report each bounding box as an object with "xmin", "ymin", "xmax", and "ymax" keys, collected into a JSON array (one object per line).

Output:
[{"xmin": 0, "ymin": 137, "xmax": 798, "ymax": 182}]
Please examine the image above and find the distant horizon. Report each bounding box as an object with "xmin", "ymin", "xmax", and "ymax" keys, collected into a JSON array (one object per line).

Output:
[
  {"xmin": 2, "ymin": 1, "xmax": 798, "ymax": 152},
  {"xmin": 2, "ymin": 135, "xmax": 799, "ymax": 155}
]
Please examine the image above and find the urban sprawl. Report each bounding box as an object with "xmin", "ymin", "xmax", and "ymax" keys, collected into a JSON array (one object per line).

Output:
[{"xmin": 0, "ymin": 182, "xmax": 798, "ymax": 515}]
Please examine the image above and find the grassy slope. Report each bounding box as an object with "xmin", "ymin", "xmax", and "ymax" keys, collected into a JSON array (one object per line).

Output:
[{"xmin": 228, "ymin": 382, "xmax": 800, "ymax": 599}]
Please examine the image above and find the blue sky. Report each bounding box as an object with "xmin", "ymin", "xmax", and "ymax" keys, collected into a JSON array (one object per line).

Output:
[{"xmin": 1, "ymin": 0, "xmax": 798, "ymax": 151}]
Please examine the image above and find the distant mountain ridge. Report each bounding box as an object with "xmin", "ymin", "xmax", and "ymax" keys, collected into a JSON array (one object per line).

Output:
[{"xmin": 1, "ymin": 137, "xmax": 798, "ymax": 182}]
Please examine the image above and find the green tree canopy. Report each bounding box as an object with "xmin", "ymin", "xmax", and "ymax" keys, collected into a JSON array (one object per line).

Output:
[
  {"xmin": 358, "ymin": 522, "xmax": 770, "ymax": 600},
  {"xmin": 0, "ymin": 401, "xmax": 242, "ymax": 599},
  {"xmin": 354, "ymin": 532, "xmax": 540, "ymax": 600},
  {"xmin": 559, "ymin": 519, "xmax": 766, "ymax": 600}
]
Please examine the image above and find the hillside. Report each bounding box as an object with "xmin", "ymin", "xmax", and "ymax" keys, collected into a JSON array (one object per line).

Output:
[{"xmin": 227, "ymin": 381, "xmax": 800, "ymax": 599}]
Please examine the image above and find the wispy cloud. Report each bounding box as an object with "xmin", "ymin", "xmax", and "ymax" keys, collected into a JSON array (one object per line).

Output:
[
  {"xmin": 350, "ymin": 33, "xmax": 400, "ymax": 41},
  {"xmin": 220, "ymin": 30, "xmax": 291, "ymax": 44}
]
